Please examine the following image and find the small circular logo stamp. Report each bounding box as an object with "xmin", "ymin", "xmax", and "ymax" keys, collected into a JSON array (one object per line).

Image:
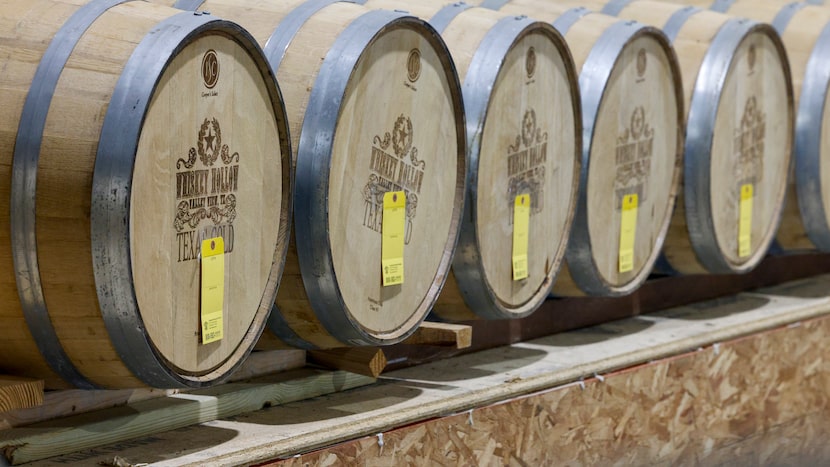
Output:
[
  {"xmin": 407, "ymin": 48, "xmax": 421, "ymax": 83},
  {"xmin": 636, "ymin": 48, "xmax": 647, "ymax": 78},
  {"xmin": 202, "ymin": 49, "xmax": 219, "ymax": 89},
  {"xmin": 748, "ymin": 43, "xmax": 757, "ymax": 72},
  {"xmin": 526, "ymin": 46, "xmax": 536, "ymax": 78}
]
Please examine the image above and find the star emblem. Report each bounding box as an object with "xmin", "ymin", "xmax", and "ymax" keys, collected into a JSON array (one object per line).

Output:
[
  {"xmin": 521, "ymin": 110, "xmax": 536, "ymax": 147},
  {"xmin": 631, "ymin": 106, "xmax": 645, "ymax": 139},
  {"xmin": 205, "ymin": 127, "xmax": 216, "ymax": 153}
]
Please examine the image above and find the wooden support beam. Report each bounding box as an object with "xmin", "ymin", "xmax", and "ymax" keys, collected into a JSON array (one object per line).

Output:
[
  {"xmin": 0, "ymin": 377, "xmax": 43, "ymax": 413},
  {"xmin": 308, "ymin": 348, "xmax": 387, "ymax": 378},
  {"xmin": 403, "ymin": 322, "xmax": 472, "ymax": 348},
  {"xmin": 228, "ymin": 350, "xmax": 306, "ymax": 382},
  {"xmin": 0, "ymin": 350, "xmax": 306, "ymax": 430},
  {"xmin": 0, "ymin": 369, "xmax": 375, "ymax": 465},
  {"xmin": 305, "ymin": 322, "xmax": 472, "ymax": 378}
]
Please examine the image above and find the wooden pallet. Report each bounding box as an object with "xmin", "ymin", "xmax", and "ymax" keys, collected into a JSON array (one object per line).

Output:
[{"xmin": 4, "ymin": 274, "xmax": 829, "ymax": 466}]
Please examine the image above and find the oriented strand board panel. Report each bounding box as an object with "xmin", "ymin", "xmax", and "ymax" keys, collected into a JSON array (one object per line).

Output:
[
  {"xmin": 17, "ymin": 275, "xmax": 830, "ymax": 466},
  {"xmin": 276, "ymin": 317, "xmax": 830, "ymax": 466}
]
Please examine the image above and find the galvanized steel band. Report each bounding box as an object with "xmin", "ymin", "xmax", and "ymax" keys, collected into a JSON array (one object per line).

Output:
[
  {"xmin": 452, "ymin": 16, "xmax": 553, "ymax": 319},
  {"xmin": 292, "ymin": 11, "xmax": 464, "ymax": 345},
  {"xmin": 552, "ymin": 7, "xmax": 592, "ymax": 35},
  {"xmin": 564, "ymin": 21, "xmax": 658, "ymax": 296},
  {"xmin": 173, "ymin": 0, "xmax": 206, "ymax": 10},
  {"xmin": 662, "ymin": 6, "xmax": 701, "ymax": 43},
  {"xmin": 10, "ymin": 0, "xmax": 136, "ymax": 390},
  {"xmin": 92, "ymin": 13, "xmax": 274, "ymax": 388},
  {"xmin": 601, "ymin": 0, "xmax": 632, "ymax": 16},
  {"xmin": 480, "ymin": 0, "xmax": 510, "ymax": 10},
  {"xmin": 771, "ymin": 3, "xmax": 807, "ymax": 35},
  {"xmin": 263, "ymin": 0, "xmax": 360, "ymax": 72},
  {"xmin": 794, "ymin": 22, "xmax": 830, "ymax": 250},
  {"xmin": 709, "ymin": 0, "xmax": 735, "ymax": 13},
  {"xmin": 170, "ymin": 0, "xmax": 308, "ymax": 351},
  {"xmin": 680, "ymin": 19, "xmax": 765, "ymax": 273},
  {"xmin": 429, "ymin": 2, "xmax": 474, "ymax": 33}
]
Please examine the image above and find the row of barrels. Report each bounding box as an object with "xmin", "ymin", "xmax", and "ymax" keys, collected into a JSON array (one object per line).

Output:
[{"xmin": 0, "ymin": 0, "xmax": 821, "ymax": 389}]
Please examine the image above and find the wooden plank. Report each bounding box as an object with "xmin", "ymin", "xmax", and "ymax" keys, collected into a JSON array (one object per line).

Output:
[
  {"xmin": 25, "ymin": 275, "xmax": 830, "ymax": 467},
  {"xmin": 402, "ymin": 322, "xmax": 472, "ymax": 348},
  {"xmin": 0, "ymin": 370, "xmax": 375, "ymax": 465},
  {"xmin": 0, "ymin": 350, "xmax": 306, "ymax": 430},
  {"xmin": 307, "ymin": 348, "xmax": 386, "ymax": 378},
  {"xmin": 0, "ymin": 377, "xmax": 43, "ymax": 413},
  {"xmin": 305, "ymin": 323, "xmax": 471, "ymax": 378}
]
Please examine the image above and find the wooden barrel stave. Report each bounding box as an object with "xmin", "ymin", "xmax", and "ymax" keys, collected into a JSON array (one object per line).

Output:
[
  {"xmin": 567, "ymin": 0, "xmax": 794, "ymax": 274},
  {"xmin": 0, "ymin": 0, "xmax": 291, "ymax": 388},
  {"xmin": 166, "ymin": 0, "xmax": 467, "ymax": 347},
  {"xmin": 361, "ymin": 1, "xmax": 581, "ymax": 320},
  {"xmin": 481, "ymin": 0, "xmax": 684, "ymax": 296},
  {"xmin": 660, "ymin": 0, "xmax": 830, "ymax": 253}
]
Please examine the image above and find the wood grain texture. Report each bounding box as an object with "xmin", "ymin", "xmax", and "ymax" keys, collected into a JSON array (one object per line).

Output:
[
  {"xmin": 656, "ymin": 0, "xmax": 830, "ymax": 252},
  {"xmin": 480, "ymin": 0, "xmax": 682, "ymax": 295},
  {"xmin": 0, "ymin": 0, "xmax": 114, "ymax": 389},
  {"xmin": 171, "ymin": 0, "xmax": 465, "ymax": 347},
  {"xmin": 308, "ymin": 348, "xmax": 387, "ymax": 378},
  {"xmin": 571, "ymin": 0, "xmax": 793, "ymax": 274},
  {"xmin": 325, "ymin": 25, "xmax": 459, "ymax": 340},
  {"xmin": 366, "ymin": 1, "xmax": 580, "ymax": 320},
  {"xmin": 273, "ymin": 317, "xmax": 830, "ymax": 466},
  {"xmin": 0, "ymin": 377, "xmax": 43, "ymax": 414},
  {"xmin": 0, "ymin": 0, "xmax": 289, "ymax": 389},
  {"xmin": 130, "ymin": 31, "xmax": 284, "ymax": 376},
  {"xmin": 402, "ymin": 322, "xmax": 472, "ymax": 348}
]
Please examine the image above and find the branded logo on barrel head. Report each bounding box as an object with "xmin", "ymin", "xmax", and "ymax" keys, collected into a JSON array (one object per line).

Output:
[
  {"xmin": 615, "ymin": 106, "xmax": 654, "ymax": 207},
  {"xmin": 636, "ymin": 48, "xmax": 647, "ymax": 78},
  {"xmin": 364, "ymin": 115, "xmax": 426, "ymax": 243},
  {"xmin": 407, "ymin": 49, "xmax": 421, "ymax": 83},
  {"xmin": 174, "ymin": 118, "xmax": 240, "ymax": 262},
  {"xmin": 734, "ymin": 95, "xmax": 765, "ymax": 185},
  {"xmin": 526, "ymin": 47, "xmax": 536, "ymax": 79},
  {"xmin": 748, "ymin": 44, "xmax": 756, "ymax": 72},
  {"xmin": 630, "ymin": 106, "xmax": 646, "ymax": 139},
  {"xmin": 202, "ymin": 49, "xmax": 219, "ymax": 89},
  {"xmin": 507, "ymin": 109, "xmax": 548, "ymax": 222}
]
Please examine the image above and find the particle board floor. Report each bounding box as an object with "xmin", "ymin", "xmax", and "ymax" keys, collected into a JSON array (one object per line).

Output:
[{"xmin": 18, "ymin": 275, "xmax": 830, "ymax": 466}]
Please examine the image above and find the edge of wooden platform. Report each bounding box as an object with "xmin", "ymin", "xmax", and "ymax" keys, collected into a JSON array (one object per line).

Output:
[
  {"xmin": 213, "ymin": 292, "xmax": 830, "ymax": 466},
  {"xmin": 0, "ymin": 369, "xmax": 375, "ymax": 465},
  {"xmin": 21, "ymin": 275, "xmax": 830, "ymax": 467}
]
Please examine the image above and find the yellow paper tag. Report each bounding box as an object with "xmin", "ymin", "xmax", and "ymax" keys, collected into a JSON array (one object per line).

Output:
[
  {"xmin": 618, "ymin": 194, "xmax": 638, "ymax": 273},
  {"xmin": 382, "ymin": 191, "xmax": 405, "ymax": 286},
  {"xmin": 201, "ymin": 237, "xmax": 224, "ymax": 345},
  {"xmin": 739, "ymin": 184, "xmax": 753, "ymax": 258},
  {"xmin": 512, "ymin": 194, "xmax": 530, "ymax": 281}
]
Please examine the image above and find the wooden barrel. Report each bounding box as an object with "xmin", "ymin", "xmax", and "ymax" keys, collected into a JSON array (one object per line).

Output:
[
  {"xmin": 166, "ymin": 0, "xmax": 466, "ymax": 346},
  {"xmin": 0, "ymin": 0, "xmax": 292, "ymax": 389},
  {"xmin": 359, "ymin": 2, "xmax": 581, "ymax": 321},
  {"xmin": 480, "ymin": 0, "xmax": 684, "ymax": 296},
  {"xmin": 570, "ymin": 0, "xmax": 795, "ymax": 274},
  {"xmin": 652, "ymin": 1, "xmax": 830, "ymax": 253}
]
